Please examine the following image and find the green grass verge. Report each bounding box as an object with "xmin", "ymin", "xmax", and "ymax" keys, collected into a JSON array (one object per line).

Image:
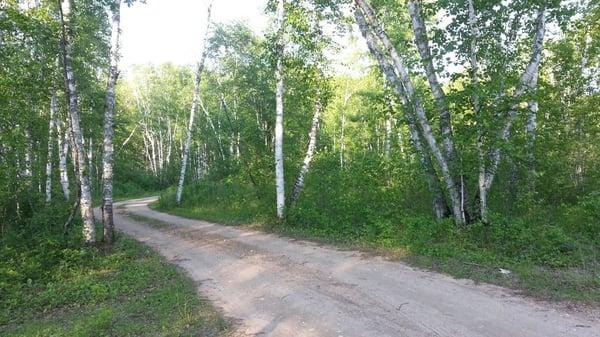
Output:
[{"xmin": 0, "ymin": 234, "xmax": 230, "ymax": 337}]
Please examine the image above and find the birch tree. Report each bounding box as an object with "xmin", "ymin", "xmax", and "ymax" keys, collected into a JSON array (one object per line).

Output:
[
  {"xmin": 354, "ymin": 0, "xmax": 465, "ymax": 224},
  {"xmin": 290, "ymin": 91, "xmax": 322, "ymax": 205},
  {"xmin": 354, "ymin": 8, "xmax": 449, "ymax": 219},
  {"xmin": 45, "ymin": 89, "xmax": 58, "ymax": 203},
  {"xmin": 176, "ymin": 1, "xmax": 213, "ymax": 205},
  {"xmin": 56, "ymin": 119, "xmax": 70, "ymax": 199},
  {"xmin": 102, "ymin": 0, "xmax": 122, "ymax": 245},
  {"xmin": 58, "ymin": 0, "xmax": 95, "ymax": 243},
  {"xmin": 274, "ymin": 0, "xmax": 286, "ymax": 218},
  {"xmin": 478, "ymin": 8, "xmax": 547, "ymax": 221}
]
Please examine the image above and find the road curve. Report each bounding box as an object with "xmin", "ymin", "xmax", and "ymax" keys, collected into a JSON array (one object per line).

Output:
[{"xmin": 100, "ymin": 197, "xmax": 599, "ymax": 337}]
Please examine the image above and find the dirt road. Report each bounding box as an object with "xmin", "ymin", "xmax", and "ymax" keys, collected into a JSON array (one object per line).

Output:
[{"xmin": 102, "ymin": 197, "xmax": 599, "ymax": 337}]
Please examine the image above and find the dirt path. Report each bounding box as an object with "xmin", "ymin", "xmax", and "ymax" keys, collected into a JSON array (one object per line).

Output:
[{"xmin": 102, "ymin": 197, "xmax": 599, "ymax": 337}]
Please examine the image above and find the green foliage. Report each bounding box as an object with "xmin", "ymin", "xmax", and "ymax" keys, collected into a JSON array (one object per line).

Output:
[
  {"xmin": 0, "ymin": 212, "xmax": 230, "ymax": 336},
  {"xmin": 156, "ymin": 167, "xmax": 599, "ymax": 303}
]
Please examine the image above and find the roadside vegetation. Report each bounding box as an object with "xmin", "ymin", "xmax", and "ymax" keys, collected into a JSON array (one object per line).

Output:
[
  {"xmin": 0, "ymin": 202, "xmax": 230, "ymax": 337},
  {"xmin": 155, "ymin": 172, "xmax": 600, "ymax": 304}
]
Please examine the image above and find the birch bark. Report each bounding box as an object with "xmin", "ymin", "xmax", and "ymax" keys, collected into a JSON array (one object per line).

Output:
[
  {"xmin": 274, "ymin": 0, "xmax": 286, "ymax": 219},
  {"xmin": 355, "ymin": 0, "xmax": 464, "ymax": 224},
  {"xmin": 45, "ymin": 89, "xmax": 58, "ymax": 203},
  {"xmin": 102, "ymin": 0, "xmax": 121, "ymax": 244},
  {"xmin": 354, "ymin": 8, "xmax": 449, "ymax": 219},
  {"xmin": 199, "ymin": 97, "xmax": 225, "ymax": 159},
  {"xmin": 384, "ymin": 110, "xmax": 392, "ymax": 159},
  {"xmin": 480, "ymin": 8, "xmax": 546, "ymax": 221},
  {"xmin": 290, "ymin": 92, "xmax": 322, "ymax": 205},
  {"xmin": 407, "ymin": 1, "xmax": 456, "ymax": 164},
  {"xmin": 467, "ymin": 0, "xmax": 489, "ymax": 221},
  {"xmin": 56, "ymin": 119, "xmax": 70, "ymax": 199},
  {"xmin": 58, "ymin": 0, "xmax": 95, "ymax": 243},
  {"xmin": 176, "ymin": 2, "xmax": 213, "ymax": 205}
]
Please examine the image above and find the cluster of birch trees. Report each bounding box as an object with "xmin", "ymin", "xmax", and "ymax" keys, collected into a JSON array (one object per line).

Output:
[
  {"xmin": 165, "ymin": 0, "xmax": 599, "ymax": 225},
  {"xmin": 1, "ymin": 0, "xmax": 130, "ymax": 244},
  {"xmin": 1, "ymin": 0, "xmax": 599, "ymax": 243}
]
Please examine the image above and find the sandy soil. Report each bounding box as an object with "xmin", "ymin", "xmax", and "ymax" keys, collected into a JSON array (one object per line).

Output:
[{"xmin": 98, "ymin": 197, "xmax": 600, "ymax": 337}]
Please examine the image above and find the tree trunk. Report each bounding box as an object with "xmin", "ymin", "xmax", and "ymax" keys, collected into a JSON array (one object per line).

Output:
[
  {"xmin": 23, "ymin": 127, "xmax": 33, "ymax": 178},
  {"xmin": 56, "ymin": 118, "xmax": 70, "ymax": 199},
  {"xmin": 199, "ymin": 97, "xmax": 225, "ymax": 159},
  {"xmin": 87, "ymin": 137, "xmax": 93, "ymax": 189},
  {"xmin": 176, "ymin": 2, "xmax": 213, "ymax": 205},
  {"xmin": 59, "ymin": 0, "xmax": 96, "ymax": 244},
  {"xmin": 384, "ymin": 110, "xmax": 392, "ymax": 159},
  {"xmin": 354, "ymin": 8, "xmax": 449, "ymax": 219},
  {"xmin": 355, "ymin": 1, "xmax": 463, "ymax": 224},
  {"xmin": 466, "ymin": 0, "xmax": 489, "ymax": 222},
  {"xmin": 45, "ymin": 89, "xmax": 58, "ymax": 203},
  {"xmin": 407, "ymin": 0, "xmax": 473, "ymax": 220},
  {"xmin": 166, "ymin": 119, "xmax": 173, "ymax": 164},
  {"xmin": 102, "ymin": 0, "xmax": 121, "ymax": 245},
  {"xmin": 407, "ymin": 1, "xmax": 456, "ymax": 163},
  {"xmin": 274, "ymin": 0, "xmax": 286, "ymax": 219},
  {"xmin": 526, "ymin": 73, "xmax": 539, "ymax": 180},
  {"xmin": 480, "ymin": 8, "xmax": 546, "ymax": 221},
  {"xmin": 290, "ymin": 92, "xmax": 322, "ymax": 205}
]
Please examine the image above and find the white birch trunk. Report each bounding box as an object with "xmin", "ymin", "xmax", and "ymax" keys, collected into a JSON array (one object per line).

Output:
[
  {"xmin": 467, "ymin": 0, "xmax": 488, "ymax": 221},
  {"xmin": 56, "ymin": 119, "xmax": 70, "ymax": 199},
  {"xmin": 480, "ymin": 8, "xmax": 546, "ymax": 221},
  {"xmin": 526, "ymin": 73, "xmax": 539, "ymax": 176},
  {"xmin": 176, "ymin": 2, "xmax": 213, "ymax": 205},
  {"xmin": 384, "ymin": 111, "xmax": 392, "ymax": 159},
  {"xmin": 23, "ymin": 127, "xmax": 33, "ymax": 178},
  {"xmin": 58, "ymin": 0, "xmax": 95, "ymax": 243},
  {"xmin": 45, "ymin": 89, "xmax": 58, "ymax": 203},
  {"xmin": 274, "ymin": 0, "xmax": 286, "ymax": 219},
  {"xmin": 355, "ymin": 7, "xmax": 449, "ymax": 219},
  {"xmin": 355, "ymin": 0, "xmax": 464, "ymax": 224},
  {"xmin": 407, "ymin": 1, "xmax": 456, "ymax": 163},
  {"xmin": 158, "ymin": 127, "xmax": 164, "ymax": 170},
  {"xmin": 102, "ymin": 0, "xmax": 121, "ymax": 244},
  {"xmin": 291, "ymin": 93, "xmax": 322, "ymax": 205},
  {"xmin": 120, "ymin": 123, "xmax": 138, "ymax": 149},
  {"xmin": 166, "ymin": 119, "xmax": 173, "ymax": 164},
  {"xmin": 142, "ymin": 130, "xmax": 151, "ymax": 171},
  {"xmin": 87, "ymin": 137, "xmax": 93, "ymax": 188},
  {"xmin": 199, "ymin": 97, "xmax": 225, "ymax": 159}
]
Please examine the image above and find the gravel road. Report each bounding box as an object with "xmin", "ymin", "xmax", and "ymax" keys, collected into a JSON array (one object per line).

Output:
[{"xmin": 100, "ymin": 197, "xmax": 599, "ymax": 337}]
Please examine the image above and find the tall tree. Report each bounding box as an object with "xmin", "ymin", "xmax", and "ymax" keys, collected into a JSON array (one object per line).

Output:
[
  {"xmin": 290, "ymin": 90, "xmax": 322, "ymax": 205},
  {"xmin": 176, "ymin": 1, "xmax": 213, "ymax": 205},
  {"xmin": 274, "ymin": 0, "xmax": 286, "ymax": 218},
  {"xmin": 354, "ymin": 0, "xmax": 466, "ymax": 224},
  {"xmin": 45, "ymin": 89, "xmax": 58, "ymax": 203},
  {"xmin": 102, "ymin": 0, "xmax": 122, "ymax": 245},
  {"xmin": 478, "ymin": 7, "xmax": 547, "ymax": 222},
  {"xmin": 58, "ymin": 0, "xmax": 96, "ymax": 243},
  {"xmin": 353, "ymin": 7, "xmax": 449, "ymax": 219},
  {"xmin": 56, "ymin": 118, "xmax": 70, "ymax": 199}
]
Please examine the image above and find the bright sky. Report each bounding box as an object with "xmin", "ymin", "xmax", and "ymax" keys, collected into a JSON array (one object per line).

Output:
[{"xmin": 120, "ymin": 0, "xmax": 269, "ymax": 68}]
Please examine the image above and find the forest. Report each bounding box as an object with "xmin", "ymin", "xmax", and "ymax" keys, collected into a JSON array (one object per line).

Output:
[{"xmin": 1, "ymin": 0, "xmax": 599, "ymax": 336}]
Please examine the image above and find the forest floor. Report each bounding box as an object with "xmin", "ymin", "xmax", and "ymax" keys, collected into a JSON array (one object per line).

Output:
[{"xmin": 110, "ymin": 196, "xmax": 600, "ymax": 337}]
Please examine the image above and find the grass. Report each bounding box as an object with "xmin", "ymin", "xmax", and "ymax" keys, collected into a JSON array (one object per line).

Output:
[
  {"xmin": 152, "ymin": 182, "xmax": 600, "ymax": 307},
  {"xmin": 0, "ymin": 233, "xmax": 230, "ymax": 337}
]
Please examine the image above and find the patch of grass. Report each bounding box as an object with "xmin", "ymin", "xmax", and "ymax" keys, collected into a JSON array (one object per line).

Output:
[
  {"xmin": 153, "ymin": 179, "xmax": 600, "ymax": 306},
  {"xmin": 0, "ymin": 234, "xmax": 230, "ymax": 337}
]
